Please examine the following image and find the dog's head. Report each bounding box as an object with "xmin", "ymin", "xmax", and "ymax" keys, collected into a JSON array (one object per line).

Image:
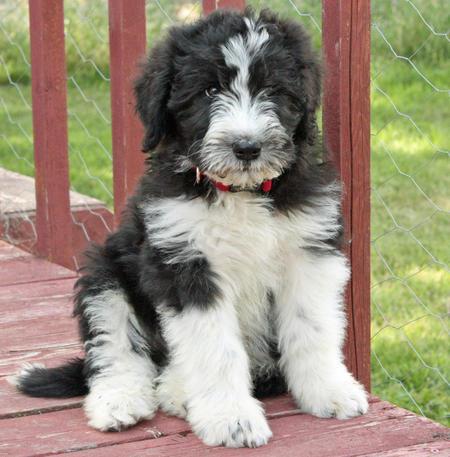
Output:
[{"xmin": 135, "ymin": 9, "xmax": 321, "ymax": 188}]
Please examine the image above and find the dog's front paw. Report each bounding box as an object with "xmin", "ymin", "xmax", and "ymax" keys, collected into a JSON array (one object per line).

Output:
[
  {"xmin": 297, "ymin": 370, "xmax": 369, "ymax": 420},
  {"xmin": 85, "ymin": 382, "xmax": 157, "ymax": 431},
  {"xmin": 189, "ymin": 399, "xmax": 272, "ymax": 448}
]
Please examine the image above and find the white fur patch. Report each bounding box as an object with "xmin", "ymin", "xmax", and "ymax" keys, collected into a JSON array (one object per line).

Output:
[
  {"xmin": 8, "ymin": 362, "xmax": 45, "ymax": 387},
  {"xmin": 221, "ymin": 18, "xmax": 269, "ymax": 86},
  {"xmin": 200, "ymin": 18, "xmax": 289, "ymax": 188},
  {"xmin": 143, "ymin": 188, "xmax": 367, "ymax": 434},
  {"xmin": 143, "ymin": 189, "xmax": 344, "ymax": 374},
  {"xmin": 275, "ymin": 250, "xmax": 368, "ymax": 419},
  {"xmin": 159, "ymin": 303, "xmax": 272, "ymax": 447},
  {"xmin": 82, "ymin": 289, "xmax": 158, "ymax": 431},
  {"xmin": 143, "ymin": 193, "xmax": 282, "ymax": 367}
]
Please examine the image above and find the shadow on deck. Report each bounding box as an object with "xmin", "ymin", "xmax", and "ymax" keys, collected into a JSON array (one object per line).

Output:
[{"xmin": 0, "ymin": 240, "xmax": 448, "ymax": 456}]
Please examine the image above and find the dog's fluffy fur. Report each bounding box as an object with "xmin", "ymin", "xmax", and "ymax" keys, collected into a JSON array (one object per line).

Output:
[{"xmin": 15, "ymin": 9, "xmax": 368, "ymax": 448}]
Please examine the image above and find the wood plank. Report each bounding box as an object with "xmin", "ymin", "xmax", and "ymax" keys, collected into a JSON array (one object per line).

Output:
[
  {"xmin": 0, "ymin": 277, "xmax": 74, "ymax": 307},
  {"xmin": 349, "ymin": 0, "xmax": 371, "ymax": 391},
  {"xmin": 0, "ymin": 404, "xmax": 185, "ymax": 457},
  {"xmin": 361, "ymin": 440, "xmax": 450, "ymax": 456},
  {"xmin": 70, "ymin": 207, "xmax": 113, "ymax": 268},
  {"xmin": 0, "ymin": 283, "xmax": 74, "ymax": 326},
  {"xmin": 0, "ymin": 315, "xmax": 78, "ymax": 351},
  {"xmin": 108, "ymin": 0, "xmax": 146, "ymax": 223},
  {"xmin": 0, "ymin": 207, "xmax": 113, "ymax": 272},
  {"xmin": 0, "ymin": 168, "xmax": 105, "ymax": 216},
  {"xmin": 322, "ymin": 0, "xmax": 371, "ymax": 390},
  {"xmin": 0, "ymin": 408, "xmax": 185, "ymax": 457},
  {"xmin": 103, "ymin": 415, "xmax": 446, "ymax": 457},
  {"xmin": 0, "ymin": 168, "xmax": 113, "ymax": 271},
  {"xmin": 0, "ymin": 377, "xmax": 82, "ymax": 419},
  {"xmin": 0, "ymin": 398, "xmax": 383, "ymax": 457},
  {"xmin": 47, "ymin": 400, "xmax": 447, "ymax": 457},
  {"xmin": 28, "ymin": 0, "xmax": 73, "ymax": 269},
  {"xmin": 0, "ymin": 240, "xmax": 32, "ymax": 260},
  {"xmin": 0, "ymin": 346, "xmax": 81, "ymax": 378},
  {"xmin": 0, "ymin": 255, "xmax": 76, "ymax": 287},
  {"xmin": 202, "ymin": 0, "xmax": 246, "ymax": 15},
  {"xmin": 322, "ymin": 0, "xmax": 357, "ymax": 382}
]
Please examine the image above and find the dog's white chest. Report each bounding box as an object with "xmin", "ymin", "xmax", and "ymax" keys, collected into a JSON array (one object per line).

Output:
[
  {"xmin": 197, "ymin": 193, "xmax": 282, "ymax": 372},
  {"xmin": 143, "ymin": 193, "xmax": 285, "ymax": 369},
  {"xmin": 199, "ymin": 193, "xmax": 281, "ymax": 288}
]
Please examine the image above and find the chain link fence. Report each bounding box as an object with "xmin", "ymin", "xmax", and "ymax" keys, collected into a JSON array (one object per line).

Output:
[
  {"xmin": 0, "ymin": 0, "xmax": 448, "ymax": 425},
  {"xmin": 370, "ymin": 0, "xmax": 449, "ymax": 426},
  {"xmin": 0, "ymin": 0, "xmax": 203, "ymax": 266}
]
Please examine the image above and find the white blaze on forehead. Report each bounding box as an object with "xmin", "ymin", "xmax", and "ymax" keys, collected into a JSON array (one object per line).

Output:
[
  {"xmin": 213, "ymin": 18, "xmax": 272, "ymax": 139},
  {"xmin": 221, "ymin": 18, "xmax": 269, "ymax": 85},
  {"xmin": 202, "ymin": 17, "xmax": 288, "ymax": 186}
]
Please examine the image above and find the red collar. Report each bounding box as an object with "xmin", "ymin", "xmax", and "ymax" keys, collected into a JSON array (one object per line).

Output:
[{"xmin": 195, "ymin": 168, "xmax": 272, "ymax": 193}]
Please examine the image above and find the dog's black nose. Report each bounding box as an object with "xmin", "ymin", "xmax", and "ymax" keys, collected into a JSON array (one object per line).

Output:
[{"xmin": 232, "ymin": 140, "xmax": 261, "ymax": 161}]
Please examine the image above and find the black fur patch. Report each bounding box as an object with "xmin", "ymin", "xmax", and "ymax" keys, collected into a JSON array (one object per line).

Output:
[
  {"xmin": 17, "ymin": 8, "xmax": 344, "ymax": 401},
  {"xmin": 16, "ymin": 358, "xmax": 87, "ymax": 398}
]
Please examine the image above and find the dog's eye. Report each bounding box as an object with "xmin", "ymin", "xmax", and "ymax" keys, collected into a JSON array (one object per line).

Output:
[{"xmin": 205, "ymin": 87, "xmax": 220, "ymax": 98}]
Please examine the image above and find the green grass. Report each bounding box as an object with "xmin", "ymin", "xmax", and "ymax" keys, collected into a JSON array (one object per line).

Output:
[
  {"xmin": 0, "ymin": 0, "xmax": 449, "ymax": 426},
  {"xmin": 370, "ymin": 52, "xmax": 449, "ymax": 425}
]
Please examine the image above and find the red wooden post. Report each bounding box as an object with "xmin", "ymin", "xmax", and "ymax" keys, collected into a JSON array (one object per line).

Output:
[
  {"xmin": 203, "ymin": 0, "xmax": 246, "ymax": 15},
  {"xmin": 28, "ymin": 0, "xmax": 73, "ymax": 269},
  {"xmin": 108, "ymin": 0, "xmax": 146, "ymax": 223},
  {"xmin": 322, "ymin": 0, "xmax": 371, "ymax": 390}
]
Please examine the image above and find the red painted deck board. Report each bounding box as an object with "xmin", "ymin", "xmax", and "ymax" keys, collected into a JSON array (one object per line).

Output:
[
  {"xmin": 1, "ymin": 315, "xmax": 79, "ymax": 350},
  {"xmin": 0, "ymin": 241, "xmax": 76, "ymax": 287},
  {"xmin": 0, "ymin": 242, "xmax": 448, "ymax": 457},
  {"xmin": 51, "ymin": 415, "xmax": 448, "ymax": 457},
  {"xmin": 362, "ymin": 441, "xmax": 450, "ymax": 456},
  {"xmin": 0, "ymin": 346, "xmax": 82, "ymax": 378},
  {"xmin": 0, "ymin": 378, "xmax": 83, "ymax": 420}
]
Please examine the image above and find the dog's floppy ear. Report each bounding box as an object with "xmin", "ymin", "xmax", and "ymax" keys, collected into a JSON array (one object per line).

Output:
[
  {"xmin": 291, "ymin": 30, "xmax": 321, "ymax": 147},
  {"xmin": 134, "ymin": 40, "xmax": 175, "ymax": 152},
  {"xmin": 294, "ymin": 58, "xmax": 321, "ymax": 146},
  {"xmin": 273, "ymin": 15, "xmax": 322, "ymax": 146}
]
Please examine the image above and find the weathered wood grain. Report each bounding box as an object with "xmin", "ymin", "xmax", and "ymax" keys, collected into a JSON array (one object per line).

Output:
[
  {"xmin": 322, "ymin": 0, "xmax": 371, "ymax": 390},
  {"xmin": 0, "ymin": 278, "xmax": 74, "ymax": 312},
  {"xmin": 28, "ymin": 0, "xmax": 73, "ymax": 269},
  {"xmin": 0, "ymin": 399, "xmax": 385, "ymax": 457},
  {"xmin": 1, "ymin": 315, "xmax": 78, "ymax": 351},
  {"xmin": 0, "ymin": 256, "xmax": 76, "ymax": 287},
  {"xmin": 46, "ymin": 401, "xmax": 449, "ymax": 457},
  {"xmin": 0, "ymin": 169, "xmax": 114, "ymax": 272},
  {"xmin": 0, "ymin": 377, "xmax": 83, "ymax": 419},
  {"xmin": 0, "ymin": 346, "xmax": 82, "ymax": 378},
  {"xmin": 108, "ymin": 0, "xmax": 147, "ymax": 223},
  {"xmin": 361, "ymin": 440, "xmax": 450, "ymax": 456}
]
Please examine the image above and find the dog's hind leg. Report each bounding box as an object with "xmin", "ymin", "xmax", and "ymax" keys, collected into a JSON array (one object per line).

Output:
[{"xmin": 79, "ymin": 287, "xmax": 158, "ymax": 431}]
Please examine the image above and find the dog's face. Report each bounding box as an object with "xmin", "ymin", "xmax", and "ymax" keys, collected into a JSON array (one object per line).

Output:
[{"xmin": 135, "ymin": 10, "xmax": 321, "ymax": 188}]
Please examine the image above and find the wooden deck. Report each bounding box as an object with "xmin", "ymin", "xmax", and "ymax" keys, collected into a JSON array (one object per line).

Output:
[{"xmin": 0, "ymin": 240, "xmax": 448, "ymax": 457}]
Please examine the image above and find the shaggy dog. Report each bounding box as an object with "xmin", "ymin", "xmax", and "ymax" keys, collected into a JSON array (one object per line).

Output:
[{"xmin": 15, "ymin": 9, "xmax": 368, "ymax": 448}]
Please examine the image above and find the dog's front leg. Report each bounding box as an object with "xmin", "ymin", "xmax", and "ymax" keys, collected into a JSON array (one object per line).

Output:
[
  {"xmin": 161, "ymin": 302, "xmax": 272, "ymax": 448},
  {"xmin": 276, "ymin": 250, "xmax": 368, "ymax": 419}
]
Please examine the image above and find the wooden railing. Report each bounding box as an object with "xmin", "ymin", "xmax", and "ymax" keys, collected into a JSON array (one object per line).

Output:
[{"xmin": 26, "ymin": 0, "xmax": 370, "ymax": 389}]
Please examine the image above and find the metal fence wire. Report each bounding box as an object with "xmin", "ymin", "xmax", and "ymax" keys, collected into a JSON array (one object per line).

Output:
[
  {"xmin": 0, "ymin": 0, "xmax": 448, "ymax": 426},
  {"xmin": 370, "ymin": 0, "xmax": 449, "ymax": 426}
]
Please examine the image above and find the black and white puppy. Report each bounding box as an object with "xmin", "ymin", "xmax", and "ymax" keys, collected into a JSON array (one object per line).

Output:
[{"xmin": 16, "ymin": 9, "xmax": 368, "ymax": 448}]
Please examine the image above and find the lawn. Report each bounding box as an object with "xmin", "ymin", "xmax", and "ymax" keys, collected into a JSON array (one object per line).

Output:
[{"xmin": 0, "ymin": 1, "xmax": 448, "ymax": 426}]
